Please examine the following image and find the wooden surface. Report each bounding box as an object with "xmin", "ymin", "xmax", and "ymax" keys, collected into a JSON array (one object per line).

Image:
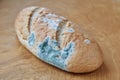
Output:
[{"xmin": 0, "ymin": 0, "xmax": 120, "ymax": 80}]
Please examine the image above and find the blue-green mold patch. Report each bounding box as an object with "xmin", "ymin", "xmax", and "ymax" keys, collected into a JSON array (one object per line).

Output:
[
  {"xmin": 38, "ymin": 36, "xmax": 75, "ymax": 70},
  {"xmin": 28, "ymin": 32, "xmax": 35, "ymax": 46}
]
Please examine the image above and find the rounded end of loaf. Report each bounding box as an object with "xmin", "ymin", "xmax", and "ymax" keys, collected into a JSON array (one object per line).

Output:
[
  {"xmin": 66, "ymin": 40, "xmax": 103, "ymax": 73},
  {"xmin": 15, "ymin": 6, "xmax": 38, "ymax": 40}
]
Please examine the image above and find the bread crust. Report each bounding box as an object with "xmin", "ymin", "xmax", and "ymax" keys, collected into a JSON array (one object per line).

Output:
[{"xmin": 15, "ymin": 6, "xmax": 103, "ymax": 73}]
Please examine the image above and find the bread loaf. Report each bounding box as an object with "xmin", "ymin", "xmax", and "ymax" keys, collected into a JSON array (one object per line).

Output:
[{"xmin": 15, "ymin": 6, "xmax": 103, "ymax": 73}]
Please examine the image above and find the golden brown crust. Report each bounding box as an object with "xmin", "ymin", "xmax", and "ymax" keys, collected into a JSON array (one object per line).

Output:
[
  {"xmin": 15, "ymin": 6, "xmax": 38, "ymax": 40},
  {"xmin": 15, "ymin": 6, "xmax": 103, "ymax": 73}
]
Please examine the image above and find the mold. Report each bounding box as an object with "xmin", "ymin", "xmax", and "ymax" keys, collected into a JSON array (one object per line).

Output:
[
  {"xmin": 38, "ymin": 37, "xmax": 75, "ymax": 70},
  {"xmin": 42, "ymin": 13, "xmax": 63, "ymax": 30},
  {"xmin": 67, "ymin": 28, "xmax": 74, "ymax": 33},
  {"xmin": 42, "ymin": 17, "xmax": 62, "ymax": 30},
  {"xmin": 47, "ymin": 13, "xmax": 57, "ymax": 17},
  {"xmin": 28, "ymin": 32, "xmax": 35, "ymax": 46}
]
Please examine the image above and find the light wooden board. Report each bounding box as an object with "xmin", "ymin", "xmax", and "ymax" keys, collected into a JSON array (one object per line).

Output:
[{"xmin": 0, "ymin": 0, "xmax": 120, "ymax": 80}]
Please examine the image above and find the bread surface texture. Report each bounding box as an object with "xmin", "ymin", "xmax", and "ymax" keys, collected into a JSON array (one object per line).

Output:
[{"xmin": 15, "ymin": 6, "xmax": 103, "ymax": 73}]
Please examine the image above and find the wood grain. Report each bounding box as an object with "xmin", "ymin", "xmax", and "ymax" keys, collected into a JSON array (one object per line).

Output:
[{"xmin": 0, "ymin": 0, "xmax": 120, "ymax": 80}]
